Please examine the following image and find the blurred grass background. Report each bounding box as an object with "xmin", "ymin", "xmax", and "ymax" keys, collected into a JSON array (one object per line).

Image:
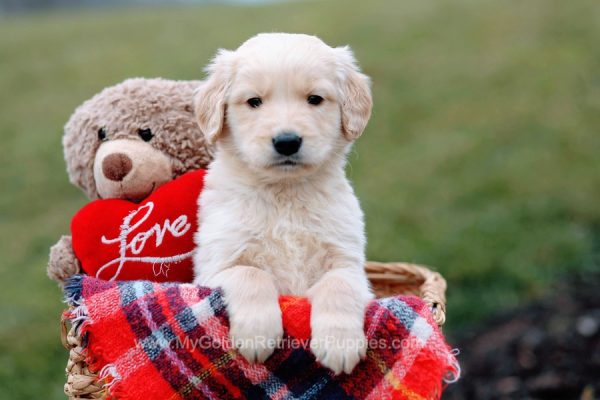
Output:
[{"xmin": 0, "ymin": 0, "xmax": 599, "ymax": 397}]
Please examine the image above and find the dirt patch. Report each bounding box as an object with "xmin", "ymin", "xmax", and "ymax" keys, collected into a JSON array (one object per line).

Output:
[{"xmin": 444, "ymin": 273, "xmax": 600, "ymax": 400}]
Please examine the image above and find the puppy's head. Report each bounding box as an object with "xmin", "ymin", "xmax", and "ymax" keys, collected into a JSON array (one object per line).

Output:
[{"xmin": 194, "ymin": 33, "xmax": 372, "ymax": 180}]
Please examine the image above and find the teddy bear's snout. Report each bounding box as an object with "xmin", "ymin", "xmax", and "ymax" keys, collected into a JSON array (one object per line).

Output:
[{"xmin": 102, "ymin": 153, "xmax": 133, "ymax": 181}]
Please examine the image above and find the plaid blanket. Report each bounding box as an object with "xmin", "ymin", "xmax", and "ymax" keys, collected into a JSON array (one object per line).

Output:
[{"xmin": 64, "ymin": 276, "xmax": 459, "ymax": 400}]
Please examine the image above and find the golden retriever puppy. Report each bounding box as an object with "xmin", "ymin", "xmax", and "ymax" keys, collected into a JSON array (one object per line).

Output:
[{"xmin": 192, "ymin": 33, "xmax": 373, "ymax": 375}]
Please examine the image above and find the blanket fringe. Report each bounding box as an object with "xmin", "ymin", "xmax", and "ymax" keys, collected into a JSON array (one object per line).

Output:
[
  {"xmin": 62, "ymin": 275, "xmax": 110, "ymax": 399},
  {"xmin": 63, "ymin": 274, "xmax": 85, "ymax": 306},
  {"xmin": 443, "ymin": 348, "xmax": 461, "ymax": 384},
  {"xmin": 99, "ymin": 364, "xmax": 121, "ymax": 389},
  {"xmin": 70, "ymin": 303, "xmax": 90, "ymax": 326}
]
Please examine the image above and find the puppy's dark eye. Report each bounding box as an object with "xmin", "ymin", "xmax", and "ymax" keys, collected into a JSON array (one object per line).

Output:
[
  {"xmin": 138, "ymin": 128, "xmax": 154, "ymax": 142},
  {"xmin": 307, "ymin": 95, "xmax": 324, "ymax": 105},
  {"xmin": 247, "ymin": 97, "xmax": 262, "ymax": 108},
  {"xmin": 97, "ymin": 127, "xmax": 108, "ymax": 141}
]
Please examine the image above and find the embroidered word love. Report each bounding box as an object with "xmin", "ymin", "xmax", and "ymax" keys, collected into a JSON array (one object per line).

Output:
[
  {"xmin": 97, "ymin": 202, "xmax": 194, "ymax": 280},
  {"xmin": 71, "ymin": 169, "xmax": 205, "ymax": 283}
]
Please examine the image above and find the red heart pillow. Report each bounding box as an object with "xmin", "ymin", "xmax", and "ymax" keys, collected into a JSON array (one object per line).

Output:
[{"xmin": 71, "ymin": 170, "xmax": 205, "ymax": 282}]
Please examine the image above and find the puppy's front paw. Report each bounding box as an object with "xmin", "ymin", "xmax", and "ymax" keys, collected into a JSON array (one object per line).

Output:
[
  {"xmin": 229, "ymin": 302, "xmax": 283, "ymax": 363},
  {"xmin": 310, "ymin": 318, "xmax": 367, "ymax": 375}
]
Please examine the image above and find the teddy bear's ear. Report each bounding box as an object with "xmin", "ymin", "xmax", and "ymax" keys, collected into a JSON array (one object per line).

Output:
[
  {"xmin": 334, "ymin": 46, "xmax": 373, "ymax": 141},
  {"xmin": 63, "ymin": 107, "xmax": 101, "ymax": 199},
  {"xmin": 194, "ymin": 49, "xmax": 235, "ymax": 145}
]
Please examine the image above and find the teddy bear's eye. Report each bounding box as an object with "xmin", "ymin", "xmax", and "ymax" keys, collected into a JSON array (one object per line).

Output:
[
  {"xmin": 138, "ymin": 128, "xmax": 154, "ymax": 142},
  {"xmin": 97, "ymin": 128, "xmax": 108, "ymax": 141}
]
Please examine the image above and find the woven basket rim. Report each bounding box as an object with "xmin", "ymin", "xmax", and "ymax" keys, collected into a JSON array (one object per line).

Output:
[{"xmin": 365, "ymin": 261, "xmax": 446, "ymax": 326}]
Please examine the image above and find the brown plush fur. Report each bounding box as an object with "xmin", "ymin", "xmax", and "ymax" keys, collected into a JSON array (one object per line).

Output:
[
  {"xmin": 48, "ymin": 78, "xmax": 213, "ymax": 285},
  {"xmin": 63, "ymin": 78, "xmax": 213, "ymax": 198}
]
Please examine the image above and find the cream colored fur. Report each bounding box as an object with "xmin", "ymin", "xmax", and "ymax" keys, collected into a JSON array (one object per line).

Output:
[{"xmin": 192, "ymin": 33, "xmax": 374, "ymax": 375}]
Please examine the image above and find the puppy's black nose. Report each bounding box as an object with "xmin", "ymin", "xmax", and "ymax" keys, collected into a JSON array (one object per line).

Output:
[{"xmin": 272, "ymin": 132, "xmax": 302, "ymax": 156}]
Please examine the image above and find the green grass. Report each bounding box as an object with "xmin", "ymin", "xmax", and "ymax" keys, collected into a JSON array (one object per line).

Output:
[{"xmin": 1, "ymin": 0, "xmax": 599, "ymax": 397}]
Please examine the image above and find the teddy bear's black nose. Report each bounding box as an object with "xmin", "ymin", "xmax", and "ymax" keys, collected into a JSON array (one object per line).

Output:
[{"xmin": 102, "ymin": 153, "xmax": 133, "ymax": 181}]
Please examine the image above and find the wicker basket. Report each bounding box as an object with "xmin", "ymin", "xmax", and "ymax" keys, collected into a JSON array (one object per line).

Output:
[{"xmin": 61, "ymin": 261, "xmax": 447, "ymax": 399}]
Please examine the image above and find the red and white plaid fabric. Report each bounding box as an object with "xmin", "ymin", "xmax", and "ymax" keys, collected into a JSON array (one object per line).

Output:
[{"xmin": 64, "ymin": 276, "xmax": 459, "ymax": 400}]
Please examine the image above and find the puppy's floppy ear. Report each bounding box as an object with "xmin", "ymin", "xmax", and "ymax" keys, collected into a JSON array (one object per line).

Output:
[
  {"xmin": 335, "ymin": 46, "xmax": 373, "ymax": 140},
  {"xmin": 194, "ymin": 49, "xmax": 235, "ymax": 145}
]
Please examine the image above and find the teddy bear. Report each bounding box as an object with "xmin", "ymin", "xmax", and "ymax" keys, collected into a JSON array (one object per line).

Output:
[{"xmin": 47, "ymin": 78, "xmax": 213, "ymax": 285}]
